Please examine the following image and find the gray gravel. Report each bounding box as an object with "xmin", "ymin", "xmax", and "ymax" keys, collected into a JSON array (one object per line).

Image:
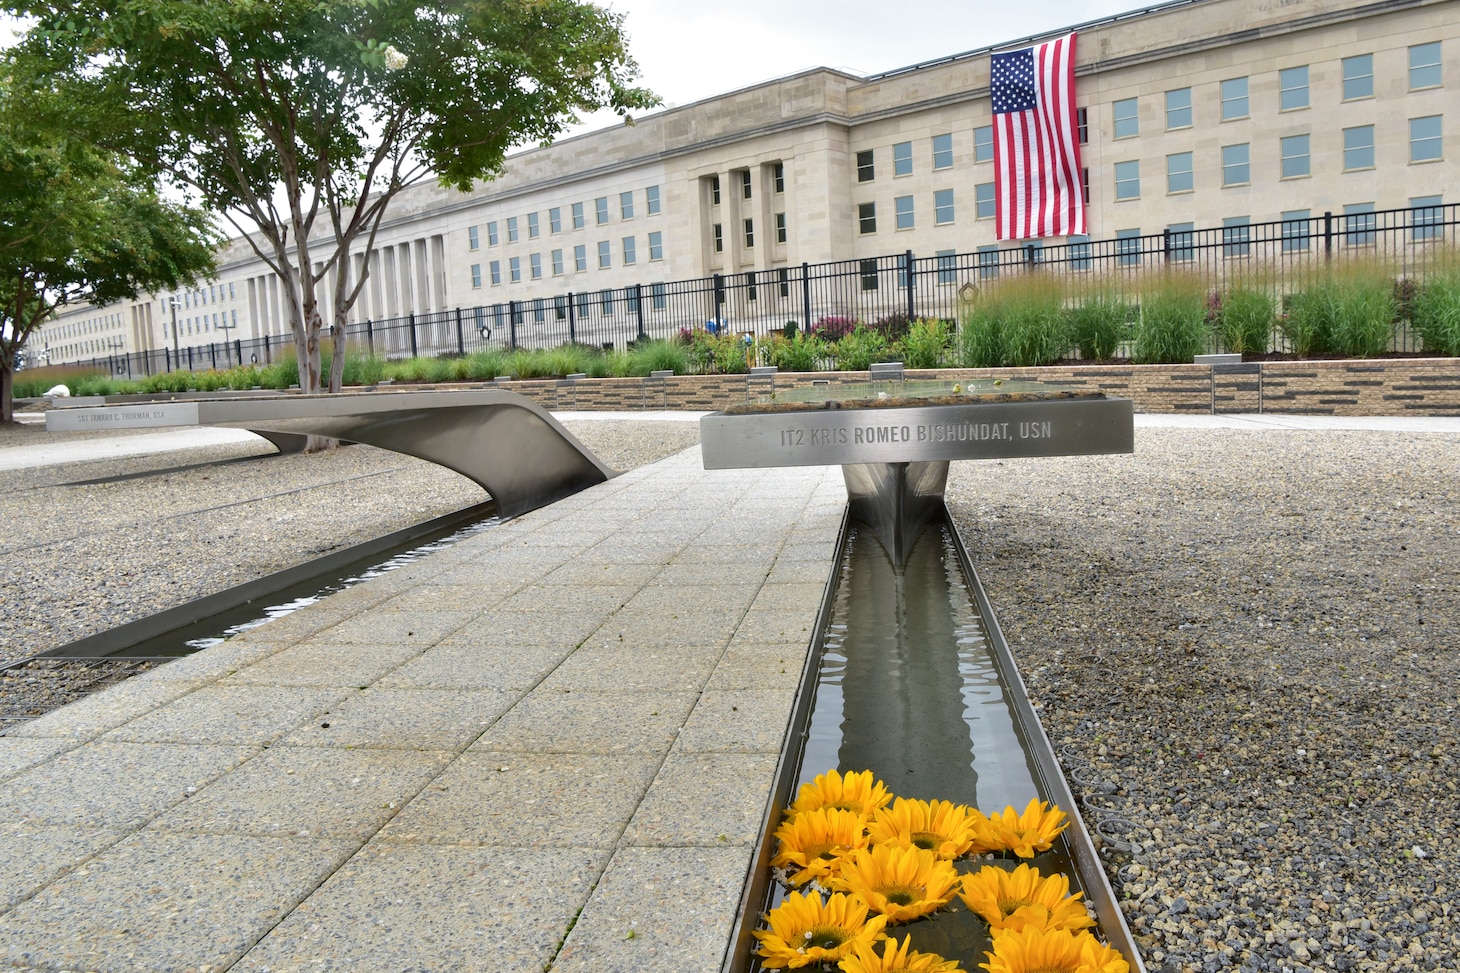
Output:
[{"xmin": 945, "ymin": 428, "xmax": 1460, "ymax": 973}]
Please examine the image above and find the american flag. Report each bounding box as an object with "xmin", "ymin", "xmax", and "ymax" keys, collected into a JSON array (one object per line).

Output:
[{"xmin": 990, "ymin": 32, "xmax": 1085, "ymax": 241}]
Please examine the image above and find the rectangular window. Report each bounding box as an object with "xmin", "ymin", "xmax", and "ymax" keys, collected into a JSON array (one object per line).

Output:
[
  {"xmin": 775, "ymin": 212, "xmax": 788, "ymax": 243},
  {"xmin": 549, "ymin": 207, "xmax": 562, "ymax": 233},
  {"xmin": 894, "ymin": 195, "xmax": 914, "ymax": 230},
  {"xmin": 601, "ymin": 289, "xmax": 613, "ymax": 315},
  {"xmin": 487, "ymin": 221, "xmax": 499, "ymax": 246},
  {"xmin": 648, "ymin": 230, "xmax": 663, "ymax": 260},
  {"xmin": 529, "ymin": 252, "xmax": 542, "ymax": 279},
  {"xmin": 571, "ymin": 202, "xmax": 585, "ymax": 229},
  {"xmin": 554, "ymin": 296, "xmax": 567, "ymax": 320},
  {"xmin": 1410, "ymin": 115, "xmax": 1443, "ymax": 162},
  {"xmin": 527, "ymin": 212, "xmax": 540, "ymax": 239},
  {"xmin": 622, "ymin": 236, "xmax": 636, "ymax": 265},
  {"xmin": 745, "ymin": 271, "xmax": 758, "ymax": 301},
  {"xmin": 1222, "ymin": 143, "xmax": 1251, "ymax": 186},
  {"xmin": 934, "ymin": 189, "xmax": 955, "ymax": 225},
  {"xmin": 1410, "ymin": 195, "xmax": 1444, "ymax": 241},
  {"xmin": 573, "ymin": 244, "xmax": 587, "ymax": 272},
  {"xmin": 646, "ymin": 184, "xmax": 661, "ymax": 215},
  {"xmin": 1221, "ymin": 77, "xmax": 1249, "ymax": 120},
  {"xmin": 468, "ymin": 226, "xmax": 480, "ymax": 250},
  {"xmin": 975, "ymin": 182, "xmax": 996, "ymax": 220},
  {"xmin": 743, "ymin": 218, "xmax": 755, "ymax": 248},
  {"xmin": 1167, "ymin": 222, "xmax": 1194, "ymax": 262},
  {"xmin": 1344, "ymin": 125, "xmax": 1375, "ymax": 170},
  {"xmin": 509, "ymin": 255, "xmax": 521, "ymax": 282},
  {"xmin": 506, "ymin": 216, "xmax": 519, "ymax": 243},
  {"xmin": 856, "ymin": 149, "xmax": 875, "ymax": 182},
  {"xmin": 974, "ymin": 125, "xmax": 993, "ymax": 162},
  {"xmin": 936, "ymin": 249, "xmax": 958, "ymax": 284},
  {"xmin": 893, "ymin": 140, "xmax": 913, "ymax": 176},
  {"xmin": 551, "ymin": 249, "xmax": 564, "ymax": 275},
  {"xmin": 1280, "ymin": 134, "xmax": 1311, "ymax": 178},
  {"xmin": 626, "ymin": 288, "xmax": 639, "ymax": 315},
  {"xmin": 1167, "ymin": 152, "xmax": 1193, "ymax": 193},
  {"xmin": 1077, "ymin": 107, "xmax": 1088, "ymax": 144},
  {"xmin": 620, "ymin": 191, "xmax": 634, "ymax": 219},
  {"xmin": 1113, "ymin": 97, "xmax": 1139, "ymax": 138},
  {"xmin": 1068, "ymin": 235, "xmax": 1092, "ymax": 271},
  {"xmin": 1343, "ymin": 54, "xmax": 1373, "ymax": 100},
  {"xmin": 1280, "ymin": 65, "xmax": 1309, "ymax": 111},
  {"xmin": 860, "ymin": 258, "xmax": 879, "ymax": 291},
  {"xmin": 1410, "ymin": 42, "xmax": 1442, "ymax": 90},
  {"xmin": 896, "ymin": 252, "xmax": 909, "ymax": 289},
  {"xmin": 858, "ymin": 202, "xmax": 877, "ymax": 234},
  {"xmin": 710, "ymin": 175, "xmax": 721, "ymax": 204},
  {"xmin": 1116, "ymin": 229, "xmax": 1142, "ymax": 267},
  {"xmin": 740, "ymin": 169, "xmax": 753, "ymax": 199},
  {"xmin": 1344, "ymin": 203, "xmax": 1376, "ymax": 246},
  {"xmin": 778, "ymin": 267, "xmax": 791, "ymax": 298},
  {"xmin": 597, "ymin": 240, "xmax": 611, "ymax": 268},
  {"xmin": 932, "ymin": 133, "xmax": 954, "ymax": 169},
  {"xmin": 531, "ymin": 298, "xmax": 543, "ymax": 323},
  {"xmin": 773, "ymin": 162, "xmax": 785, "ymax": 193},
  {"xmin": 650, "ymin": 282, "xmax": 667, "ymax": 310},
  {"xmin": 1165, "ymin": 87, "xmax": 1192, "ymax": 130},
  {"xmin": 470, "ymin": 263, "xmax": 482, "ymax": 287},
  {"xmin": 594, "ymin": 197, "xmax": 609, "ymax": 225},
  {"xmin": 1114, "ymin": 160, "xmax": 1140, "ymax": 200},
  {"xmin": 489, "ymin": 260, "xmax": 501, "ymax": 285},
  {"xmin": 1222, "ymin": 216, "xmax": 1251, "ymax": 257},
  {"xmin": 1281, "ymin": 209, "xmax": 1311, "ymax": 252},
  {"xmin": 976, "ymin": 246, "xmax": 1000, "ymax": 281},
  {"xmin": 713, "ymin": 223, "xmax": 723, "ymax": 252},
  {"xmin": 576, "ymin": 291, "xmax": 590, "ymax": 316}
]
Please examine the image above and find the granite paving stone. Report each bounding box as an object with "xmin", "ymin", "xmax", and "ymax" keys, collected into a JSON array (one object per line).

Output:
[
  {"xmin": 6, "ymin": 676, "xmax": 217, "ymax": 742},
  {"xmin": 719, "ymin": 608, "xmax": 821, "ymax": 644},
  {"xmin": 373, "ymin": 582, "xmax": 522, "ymax": 612},
  {"xmin": 491, "ymin": 583, "xmax": 638, "ymax": 614},
  {"xmin": 99, "ymin": 685, "xmax": 351, "ymax": 747},
  {"xmin": 216, "ymin": 641, "xmax": 423, "ymax": 688},
  {"xmin": 621, "ymin": 750, "xmax": 780, "ymax": 847},
  {"xmin": 277, "ymin": 687, "xmax": 517, "ymax": 750},
  {"xmin": 0, "ymin": 737, "xmax": 80, "ymax": 782},
  {"xmin": 308, "ymin": 609, "xmax": 477, "ymax": 646},
  {"xmin": 533, "ymin": 560, "xmax": 664, "ymax": 588},
  {"xmin": 536, "ymin": 642, "xmax": 725, "ymax": 693},
  {"xmin": 125, "ymin": 640, "xmax": 290, "ymax": 684},
  {"xmin": 0, "ymin": 824, "xmax": 125, "ymax": 913},
  {"xmin": 624, "ymin": 583, "xmax": 762, "ymax": 613},
  {"xmin": 438, "ymin": 609, "xmax": 608, "ymax": 648},
  {"xmin": 675, "ymin": 687, "xmax": 801, "ymax": 753},
  {"xmin": 595, "ymin": 608, "xmax": 745, "ymax": 646},
  {"xmin": 470, "ymin": 690, "xmax": 698, "ymax": 754},
  {"xmin": 704, "ymin": 642, "xmax": 811, "ymax": 691},
  {"xmin": 374, "ymin": 641, "xmax": 571, "ymax": 691},
  {"xmin": 378, "ymin": 752, "xmax": 659, "ymax": 848}
]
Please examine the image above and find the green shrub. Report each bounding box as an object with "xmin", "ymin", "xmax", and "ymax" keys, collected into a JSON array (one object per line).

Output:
[
  {"xmin": 191, "ymin": 370, "xmax": 229, "ymax": 392},
  {"xmin": 226, "ymin": 365, "xmax": 263, "ymax": 390},
  {"xmin": 384, "ymin": 356, "xmax": 432, "ymax": 382},
  {"xmin": 957, "ymin": 276, "xmax": 1067, "ymax": 367},
  {"xmin": 459, "ymin": 349, "xmax": 505, "ymax": 380},
  {"xmin": 1329, "ymin": 268, "xmax": 1397, "ymax": 357},
  {"xmin": 1216, "ymin": 287, "xmax": 1275, "ymax": 355},
  {"xmin": 602, "ymin": 348, "xmax": 635, "ymax": 377},
  {"xmin": 1411, "ymin": 268, "xmax": 1460, "ymax": 356},
  {"xmin": 959, "ymin": 304, "xmax": 1005, "ymax": 368},
  {"xmin": 899, "ymin": 318, "xmax": 951, "ymax": 369},
  {"xmin": 342, "ymin": 353, "xmax": 386, "ymax": 386},
  {"xmin": 1281, "ymin": 288, "xmax": 1335, "ymax": 357},
  {"xmin": 833, "ymin": 325, "xmax": 890, "ymax": 371},
  {"xmin": 629, "ymin": 338, "xmax": 689, "ymax": 376},
  {"xmin": 1132, "ymin": 274, "xmax": 1209, "ymax": 364},
  {"xmin": 1066, "ymin": 292, "xmax": 1131, "ymax": 360},
  {"xmin": 72, "ymin": 374, "xmax": 143, "ymax": 396},
  {"xmin": 763, "ymin": 332, "xmax": 826, "ymax": 372},
  {"xmin": 12, "ymin": 374, "xmax": 58, "ymax": 398},
  {"xmin": 542, "ymin": 343, "xmax": 594, "ymax": 378},
  {"xmin": 259, "ymin": 350, "xmax": 300, "ymax": 388}
]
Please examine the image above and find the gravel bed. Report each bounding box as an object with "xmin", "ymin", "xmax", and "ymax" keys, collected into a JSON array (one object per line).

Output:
[{"xmin": 945, "ymin": 428, "xmax": 1460, "ymax": 973}]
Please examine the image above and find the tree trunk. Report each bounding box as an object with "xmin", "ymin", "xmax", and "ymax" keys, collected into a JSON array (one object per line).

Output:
[{"xmin": 0, "ymin": 364, "xmax": 14, "ymax": 425}]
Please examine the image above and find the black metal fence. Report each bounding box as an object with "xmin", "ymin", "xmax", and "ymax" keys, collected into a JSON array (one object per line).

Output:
[{"xmin": 62, "ymin": 202, "xmax": 1460, "ymax": 378}]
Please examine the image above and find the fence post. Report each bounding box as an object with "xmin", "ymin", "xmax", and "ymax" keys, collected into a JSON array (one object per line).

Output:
[
  {"xmin": 187, "ymin": 346, "xmax": 194, "ymax": 370},
  {"xmin": 634, "ymin": 283, "xmax": 646, "ymax": 339},
  {"xmin": 209, "ymin": 343, "xmax": 217, "ymax": 369},
  {"xmin": 408, "ymin": 313, "xmax": 418, "ymax": 358},
  {"xmin": 1323, "ymin": 211, "xmax": 1334, "ymax": 261},
  {"xmin": 801, "ymin": 262, "xmax": 812, "ymax": 333},
  {"xmin": 455, "ymin": 307, "xmax": 465, "ymax": 356},
  {"xmin": 509, "ymin": 301, "xmax": 518, "ymax": 350},
  {"xmin": 905, "ymin": 249, "xmax": 916, "ymax": 322},
  {"xmin": 234, "ymin": 338, "xmax": 242, "ymax": 366},
  {"xmin": 1163, "ymin": 228, "xmax": 1172, "ymax": 264},
  {"xmin": 568, "ymin": 293, "xmax": 577, "ymax": 345},
  {"xmin": 713, "ymin": 273, "xmax": 725, "ymax": 325}
]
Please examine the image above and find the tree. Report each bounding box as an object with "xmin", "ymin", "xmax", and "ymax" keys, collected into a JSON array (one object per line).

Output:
[
  {"xmin": 8, "ymin": 0, "xmax": 654, "ymax": 414},
  {"xmin": 0, "ymin": 80, "xmax": 218, "ymax": 423}
]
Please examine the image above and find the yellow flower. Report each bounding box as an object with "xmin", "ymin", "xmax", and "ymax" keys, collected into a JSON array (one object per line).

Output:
[
  {"xmin": 770, "ymin": 806, "xmax": 869, "ymax": 886},
  {"xmin": 828, "ymin": 843, "xmax": 960, "ymax": 924},
  {"xmin": 753, "ymin": 890, "xmax": 890, "ymax": 969},
  {"xmin": 958, "ymin": 863, "xmax": 1094, "ymax": 933},
  {"xmin": 789, "ymin": 769, "xmax": 894, "ymax": 820},
  {"xmin": 839, "ymin": 933, "xmax": 968, "ymax": 973},
  {"xmin": 868, "ymin": 797, "xmax": 982, "ymax": 860},
  {"xmin": 973, "ymin": 799, "xmax": 1069, "ymax": 858},
  {"xmin": 980, "ymin": 927, "xmax": 1129, "ymax": 973}
]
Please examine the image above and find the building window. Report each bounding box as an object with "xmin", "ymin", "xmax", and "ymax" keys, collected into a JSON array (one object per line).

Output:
[
  {"xmin": 1410, "ymin": 42, "xmax": 1442, "ymax": 90},
  {"xmin": 1116, "ymin": 229, "xmax": 1142, "ymax": 267},
  {"xmin": 932, "ymin": 133, "xmax": 954, "ymax": 169},
  {"xmin": 1343, "ymin": 54, "xmax": 1373, "ymax": 100},
  {"xmin": 646, "ymin": 184, "xmax": 661, "ymax": 215},
  {"xmin": 743, "ymin": 218, "xmax": 755, "ymax": 248},
  {"xmin": 571, "ymin": 202, "xmax": 585, "ymax": 229},
  {"xmin": 860, "ymin": 258, "xmax": 879, "ymax": 291},
  {"xmin": 1280, "ymin": 134, "xmax": 1311, "ymax": 178},
  {"xmin": 893, "ymin": 140, "xmax": 913, "ymax": 176},
  {"xmin": 616, "ymin": 191, "xmax": 632, "ymax": 220},
  {"xmin": 896, "ymin": 252, "xmax": 909, "ymax": 288},
  {"xmin": 468, "ymin": 226, "xmax": 480, "ymax": 250},
  {"xmin": 601, "ymin": 289, "xmax": 613, "ymax": 315},
  {"xmin": 1114, "ymin": 160, "xmax": 1140, "ymax": 200},
  {"xmin": 1281, "ymin": 210, "xmax": 1311, "ymax": 252},
  {"xmin": 1280, "ymin": 65, "xmax": 1309, "ymax": 111},
  {"xmin": 740, "ymin": 169, "xmax": 753, "ymax": 199},
  {"xmin": 619, "ymin": 236, "xmax": 634, "ymax": 265},
  {"xmin": 651, "ymin": 282, "xmax": 667, "ymax": 310},
  {"xmin": 595, "ymin": 197, "xmax": 609, "ymax": 225},
  {"xmin": 1344, "ymin": 125, "xmax": 1375, "ymax": 170},
  {"xmin": 489, "ymin": 260, "xmax": 501, "ymax": 285},
  {"xmin": 775, "ymin": 212, "xmax": 788, "ymax": 243},
  {"xmin": 526, "ymin": 212, "xmax": 539, "ymax": 239},
  {"xmin": 1410, "ymin": 195, "xmax": 1444, "ymax": 241},
  {"xmin": 506, "ymin": 216, "xmax": 519, "ymax": 243},
  {"xmin": 974, "ymin": 126, "xmax": 993, "ymax": 162},
  {"xmin": 936, "ymin": 249, "xmax": 958, "ymax": 284},
  {"xmin": 858, "ymin": 202, "xmax": 877, "ymax": 234},
  {"xmin": 710, "ymin": 175, "xmax": 721, "ymax": 205},
  {"xmin": 894, "ymin": 195, "xmax": 914, "ymax": 230},
  {"xmin": 1222, "ymin": 217, "xmax": 1251, "ymax": 257},
  {"xmin": 470, "ymin": 263, "xmax": 482, "ymax": 287},
  {"xmin": 487, "ymin": 221, "xmax": 499, "ymax": 246},
  {"xmin": 1343, "ymin": 203, "xmax": 1376, "ymax": 246},
  {"xmin": 648, "ymin": 230, "xmax": 663, "ymax": 260},
  {"xmin": 975, "ymin": 182, "xmax": 995, "ymax": 220},
  {"xmin": 1113, "ymin": 97, "xmax": 1139, "ymax": 138},
  {"xmin": 857, "ymin": 149, "xmax": 875, "ymax": 182},
  {"xmin": 1221, "ymin": 143, "xmax": 1250, "ymax": 186},
  {"xmin": 934, "ymin": 189, "xmax": 955, "ymax": 225},
  {"xmin": 745, "ymin": 271, "xmax": 758, "ymax": 301},
  {"xmin": 1166, "ymin": 152, "xmax": 1193, "ymax": 194},
  {"xmin": 549, "ymin": 207, "xmax": 562, "ymax": 233},
  {"xmin": 509, "ymin": 256, "xmax": 521, "ymax": 282},
  {"xmin": 777, "ymin": 267, "xmax": 791, "ymax": 298},
  {"xmin": 551, "ymin": 249, "xmax": 564, "ymax": 275},
  {"xmin": 1165, "ymin": 87, "xmax": 1191, "ymax": 130},
  {"xmin": 529, "ymin": 252, "xmax": 542, "ymax": 279},
  {"xmin": 576, "ymin": 291, "xmax": 591, "ymax": 316},
  {"xmin": 773, "ymin": 162, "xmax": 785, "ymax": 193},
  {"xmin": 976, "ymin": 246, "xmax": 999, "ymax": 281},
  {"xmin": 597, "ymin": 240, "xmax": 611, "ymax": 268},
  {"xmin": 554, "ymin": 296, "xmax": 567, "ymax": 320},
  {"xmin": 573, "ymin": 244, "xmax": 587, "ymax": 272},
  {"xmin": 1077, "ymin": 107, "xmax": 1088, "ymax": 144},
  {"xmin": 713, "ymin": 223, "xmax": 723, "ymax": 252},
  {"xmin": 1220, "ymin": 77, "xmax": 1248, "ymax": 120},
  {"xmin": 1410, "ymin": 115, "xmax": 1443, "ymax": 162},
  {"xmin": 1167, "ymin": 222, "xmax": 1195, "ymax": 262}
]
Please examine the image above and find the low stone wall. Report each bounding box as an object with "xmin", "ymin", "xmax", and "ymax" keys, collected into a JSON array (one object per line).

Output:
[{"xmin": 484, "ymin": 358, "xmax": 1460, "ymax": 416}]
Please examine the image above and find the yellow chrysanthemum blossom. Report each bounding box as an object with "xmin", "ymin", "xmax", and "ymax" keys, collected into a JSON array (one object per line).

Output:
[
  {"xmin": 839, "ymin": 933, "xmax": 969, "ymax": 973},
  {"xmin": 770, "ymin": 806, "xmax": 869, "ymax": 886},
  {"xmin": 972, "ymin": 799, "xmax": 1069, "ymax": 858},
  {"xmin": 868, "ymin": 796, "xmax": 982, "ymax": 860},
  {"xmin": 957, "ymin": 863, "xmax": 1095, "ymax": 933},
  {"xmin": 827, "ymin": 843, "xmax": 961, "ymax": 924},
  {"xmin": 788, "ymin": 768, "xmax": 894, "ymax": 821},
  {"xmin": 980, "ymin": 927, "xmax": 1130, "ymax": 973},
  {"xmin": 753, "ymin": 890, "xmax": 890, "ymax": 969}
]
